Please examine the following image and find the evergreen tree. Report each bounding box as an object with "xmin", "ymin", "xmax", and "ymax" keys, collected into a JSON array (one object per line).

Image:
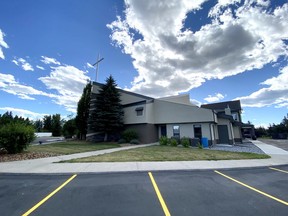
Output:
[
  {"xmin": 51, "ymin": 114, "xmax": 62, "ymax": 136},
  {"xmin": 0, "ymin": 111, "xmax": 13, "ymax": 126},
  {"xmin": 34, "ymin": 119, "xmax": 43, "ymax": 132},
  {"xmin": 62, "ymin": 118, "xmax": 77, "ymax": 138},
  {"xmin": 90, "ymin": 75, "xmax": 124, "ymax": 141},
  {"xmin": 43, "ymin": 115, "xmax": 52, "ymax": 131},
  {"xmin": 75, "ymin": 82, "xmax": 92, "ymax": 140}
]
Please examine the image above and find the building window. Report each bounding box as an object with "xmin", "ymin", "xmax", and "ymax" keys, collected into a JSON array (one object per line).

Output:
[
  {"xmin": 173, "ymin": 125, "xmax": 180, "ymax": 137},
  {"xmin": 232, "ymin": 113, "xmax": 238, "ymax": 121},
  {"xmin": 135, "ymin": 107, "xmax": 144, "ymax": 116}
]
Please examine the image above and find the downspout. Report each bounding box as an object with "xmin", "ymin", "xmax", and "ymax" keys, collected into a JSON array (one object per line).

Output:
[
  {"xmin": 209, "ymin": 123, "xmax": 213, "ymax": 147},
  {"xmin": 212, "ymin": 111, "xmax": 217, "ymax": 145}
]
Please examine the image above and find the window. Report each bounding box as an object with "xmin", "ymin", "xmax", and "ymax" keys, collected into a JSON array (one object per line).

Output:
[
  {"xmin": 135, "ymin": 107, "xmax": 143, "ymax": 116},
  {"xmin": 173, "ymin": 125, "xmax": 180, "ymax": 137},
  {"xmin": 232, "ymin": 113, "xmax": 238, "ymax": 121}
]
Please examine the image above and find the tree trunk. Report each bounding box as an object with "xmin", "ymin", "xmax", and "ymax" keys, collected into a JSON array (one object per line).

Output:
[{"xmin": 104, "ymin": 133, "xmax": 108, "ymax": 142}]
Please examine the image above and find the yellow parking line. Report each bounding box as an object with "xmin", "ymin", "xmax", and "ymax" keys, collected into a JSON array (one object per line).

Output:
[
  {"xmin": 214, "ymin": 170, "xmax": 288, "ymax": 206},
  {"xmin": 22, "ymin": 174, "xmax": 77, "ymax": 216},
  {"xmin": 269, "ymin": 167, "xmax": 288, "ymax": 174},
  {"xmin": 148, "ymin": 172, "xmax": 171, "ymax": 216}
]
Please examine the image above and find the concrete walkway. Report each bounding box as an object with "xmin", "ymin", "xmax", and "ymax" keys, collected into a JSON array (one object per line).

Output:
[{"xmin": 0, "ymin": 140, "xmax": 287, "ymax": 174}]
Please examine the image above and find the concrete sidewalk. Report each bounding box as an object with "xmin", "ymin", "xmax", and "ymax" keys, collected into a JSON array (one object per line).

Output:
[{"xmin": 0, "ymin": 140, "xmax": 287, "ymax": 174}]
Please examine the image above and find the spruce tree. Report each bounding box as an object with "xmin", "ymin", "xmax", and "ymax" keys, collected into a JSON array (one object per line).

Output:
[{"xmin": 90, "ymin": 75, "xmax": 124, "ymax": 141}]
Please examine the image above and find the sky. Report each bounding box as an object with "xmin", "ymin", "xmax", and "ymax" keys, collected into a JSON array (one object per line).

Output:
[{"xmin": 0, "ymin": 0, "xmax": 287, "ymax": 128}]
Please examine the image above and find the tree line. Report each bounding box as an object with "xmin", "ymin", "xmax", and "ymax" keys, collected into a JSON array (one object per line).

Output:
[
  {"xmin": 255, "ymin": 114, "xmax": 288, "ymax": 139},
  {"xmin": 0, "ymin": 75, "xmax": 124, "ymax": 153}
]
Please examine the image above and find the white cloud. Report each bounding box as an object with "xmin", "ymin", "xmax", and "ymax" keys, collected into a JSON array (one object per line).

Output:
[
  {"xmin": 39, "ymin": 65, "xmax": 90, "ymax": 112},
  {"xmin": 0, "ymin": 107, "xmax": 48, "ymax": 121},
  {"xmin": 1, "ymin": 63, "xmax": 90, "ymax": 113},
  {"xmin": 0, "ymin": 29, "xmax": 9, "ymax": 60},
  {"xmin": 0, "ymin": 72, "xmax": 53, "ymax": 100},
  {"xmin": 235, "ymin": 66, "xmax": 288, "ymax": 108},
  {"xmin": 86, "ymin": 62, "xmax": 94, "ymax": 69},
  {"xmin": 108, "ymin": 0, "xmax": 288, "ymax": 98},
  {"xmin": 41, "ymin": 56, "xmax": 61, "ymax": 65},
  {"xmin": 12, "ymin": 57, "xmax": 34, "ymax": 71},
  {"xmin": 1, "ymin": 67, "xmax": 90, "ymax": 113},
  {"xmin": 204, "ymin": 93, "xmax": 225, "ymax": 103},
  {"xmin": 190, "ymin": 98, "xmax": 202, "ymax": 106},
  {"xmin": 36, "ymin": 65, "xmax": 45, "ymax": 70}
]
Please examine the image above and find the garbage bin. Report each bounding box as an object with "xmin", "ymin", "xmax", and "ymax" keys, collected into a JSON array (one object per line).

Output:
[
  {"xmin": 201, "ymin": 137, "xmax": 208, "ymax": 148},
  {"xmin": 190, "ymin": 138, "xmax": 200, "ymax": 147}
]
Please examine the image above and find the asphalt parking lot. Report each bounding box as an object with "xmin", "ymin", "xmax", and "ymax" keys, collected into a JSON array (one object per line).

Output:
[
  {"xmin": 258, "ymin": 139, "xmax": 288, "ymax": 151},
  {"xmin": 0, "ymin": 166, "xmax": 287, "ymax": 216}
]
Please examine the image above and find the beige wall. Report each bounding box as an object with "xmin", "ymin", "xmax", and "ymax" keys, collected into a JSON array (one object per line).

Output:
[
  {"xmin": 158, "ymin": 94, "xmax": 196, "ymax": 106},
  {"xmin": 166, "ymin": 123, "xmax": 213, "ymax": 140},
  {"xmin": 217, "ymin": 118, "xmax": 234, "ymax": 141},
  {"xmin": 153, "ymin": 100, "xmax": 215, "ymax": 124},
  {"xmin": 123, "ymin": 105, "xmax": 147, "ymax": 124},
  {"xmin": 92, "ymin": 84, "xmax": 151, "ymax": 105},
  {"xmin": 233, "ymin": 126, "xmax": 241, "ymax": 139}
]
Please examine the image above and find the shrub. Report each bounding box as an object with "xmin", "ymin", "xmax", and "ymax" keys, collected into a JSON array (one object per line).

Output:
[
  {"xmin": 197, "ymin": 142, "xmax": 203, "ymax": 149},
  {"xmin": 169, "ymin": 138, "xmax": 178, "ymax": 147},
  {"xmin": 0, "ymin": 122, "xmax": 35, "ymax": 154},
  {"xmin": 118, "ymin": 138, "xmax": 127, "ymax": 144},
  {"xmin": 130, "ymin": 139, "xmax": 140, "ymax": 144},
  {"xmin": 170, "ymin": 136, "xmax": 180, "ymax": 144},
  {"xmin": 122, "ymin": 129, "xmax": 138, "ymax": 143},
  {"xmin": 159, "ymin": 136, "xmax": 169, "ymax": 145},
  {"xmin": 181, "ymin": 137, "xmax": 190, "ymax": 148}
]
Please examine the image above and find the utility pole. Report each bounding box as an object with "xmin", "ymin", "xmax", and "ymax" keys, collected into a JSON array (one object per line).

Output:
[{"xmin": 92, "ymin": 54, "xmax": 104, "ymax": 82}]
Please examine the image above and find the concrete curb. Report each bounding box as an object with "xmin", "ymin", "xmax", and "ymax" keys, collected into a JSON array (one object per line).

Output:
[{"xmin": 0, "ymin": 141, "xmax": 287, "ymax": 174}]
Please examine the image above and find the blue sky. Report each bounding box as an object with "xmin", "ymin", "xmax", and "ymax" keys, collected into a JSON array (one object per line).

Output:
[{"xmin": 0, "ymin": 0, "xmax": 287, "ymax": 128}]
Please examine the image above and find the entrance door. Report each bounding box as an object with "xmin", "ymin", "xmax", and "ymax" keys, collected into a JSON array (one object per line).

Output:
[
  {"xmin": 160, "ymin": 125, "xmax": 167, "ymax": 137},
  {"xmin": 194, "ymin": 125, "xmax": 202, "ymax": 140},
  {"xmin": 218, "ymin": 125, "xmax": 230, "ymax": 144}
]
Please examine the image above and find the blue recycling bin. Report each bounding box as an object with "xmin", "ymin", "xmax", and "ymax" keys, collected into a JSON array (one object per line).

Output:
[{"xmin": 201, "ymin": 137, "xmax": 208, "ymax": 148}]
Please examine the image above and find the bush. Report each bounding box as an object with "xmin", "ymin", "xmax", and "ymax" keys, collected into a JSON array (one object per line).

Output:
[
  {"xmin": 118, "ymin": 138, "xmax": 127, "ymax": 144},
  {"xmin": 169, "ymin": 138, "xmax": 178, "ymax": 147},
  {"xmin": 181, "ymin": 137, "xmax": 190, "ymax": 148},
  {"xmin": 130, "ymin": 139, "xmax": 140, "ymax": 144},
  {"xmin": 122, "ymin": 129, "xmax": 138, "ymax": 143},
  {"xmin": 171, "ymin": 136, "xmax": 180, "ymax": 144},
  {"xmin": 159, "ymin": 136, "xmax": 169, "ymax": 145},
  {"xmin": 197, "ymin": 142, "xmax": 203, "ymax": 149},
  {"xmin": 0, "ymin": 122, "xmax": 35, "ymax": 154}
]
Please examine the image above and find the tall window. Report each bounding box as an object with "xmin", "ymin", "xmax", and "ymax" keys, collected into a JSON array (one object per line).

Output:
[{"xmin": 173, "ymin": 125, "xmax": 180, "ymax": 137}]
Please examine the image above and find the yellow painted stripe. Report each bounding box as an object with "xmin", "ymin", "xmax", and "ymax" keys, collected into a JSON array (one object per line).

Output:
[
  {"xmin": 269, "ymin": 167, "xmax": 288, "ymax": 174},
  {"xmin": 148, "ymin": 172, "xmax": 171, "ymax": 216},
  {"xmin": 22, "ymin": 174, "xmax": 77, "ymax": 216},
  {"xmin": 214, "ymin": 170, "xmax": 288, "ymax": 206}
]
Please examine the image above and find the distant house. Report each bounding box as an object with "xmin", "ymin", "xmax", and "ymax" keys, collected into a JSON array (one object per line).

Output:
[{"xmin": 88, "ymin": 82, "xmax": 248, "ymax": 145}]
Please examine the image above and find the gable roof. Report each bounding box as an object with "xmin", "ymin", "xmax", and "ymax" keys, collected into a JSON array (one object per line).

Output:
[{"xmin": 201, "ymin": 100, "xmax": 241, "ymax": 112}]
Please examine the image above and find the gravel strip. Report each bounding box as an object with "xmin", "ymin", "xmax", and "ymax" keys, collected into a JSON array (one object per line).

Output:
[{"xmin": 209, "ymin": 142, "xmax": 266, "ymax": 154}]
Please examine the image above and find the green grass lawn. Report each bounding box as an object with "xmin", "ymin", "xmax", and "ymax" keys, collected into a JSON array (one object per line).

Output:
[
  {"xmin": 64, "ymin": 145, "xmax": 270, "ymax": 162},
  {"xmin": 28, "ymin": 141, "xmax": 120, "ymax": 155}
]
